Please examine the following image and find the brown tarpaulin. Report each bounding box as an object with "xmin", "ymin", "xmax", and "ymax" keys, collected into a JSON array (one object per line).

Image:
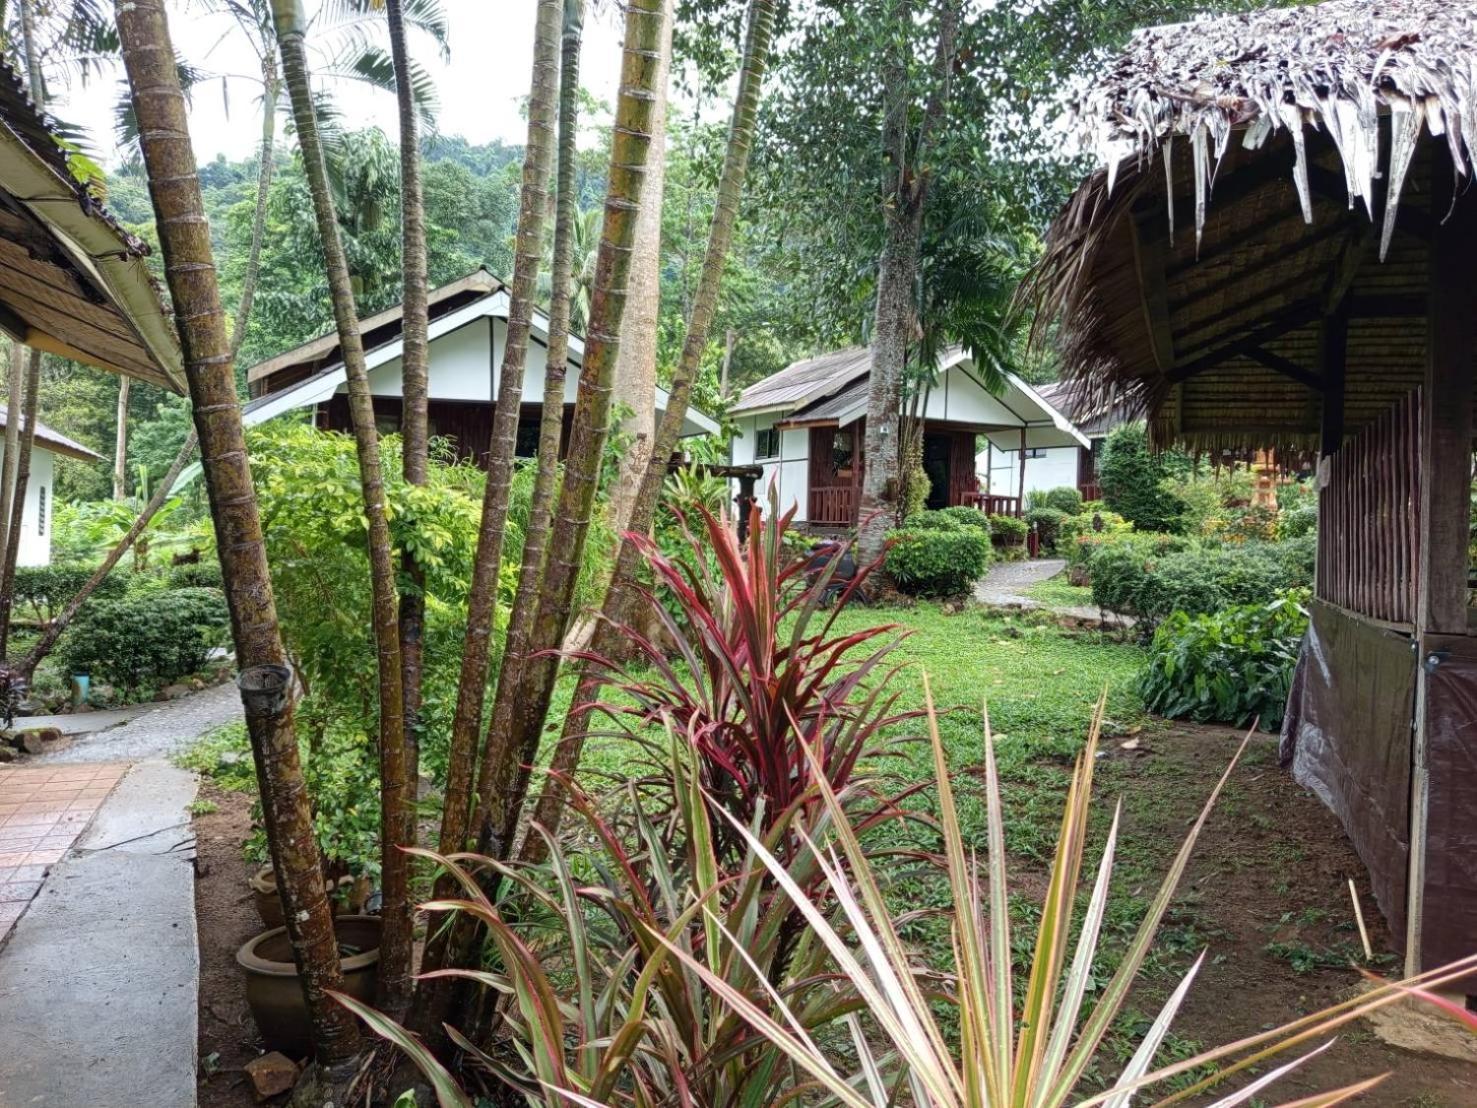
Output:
[{"xmin": 1280, "ymin": 600, "xmax": 1416, "ymax": 946}]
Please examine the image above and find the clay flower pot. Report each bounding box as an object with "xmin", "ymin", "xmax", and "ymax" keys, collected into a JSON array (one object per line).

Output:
[
  {"xmin": 237, "ymin": 915, "xmax": 380, "ymax": 1058},
  {"xmin": 249, "ymin": 866, "xmax": 352, "ymax": 929}
]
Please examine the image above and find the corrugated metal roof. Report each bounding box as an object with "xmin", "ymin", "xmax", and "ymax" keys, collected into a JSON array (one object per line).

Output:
[
  {"xmin": 780, "ymin": 378, "xmax": 868, "ymax": 425},
  {"xmin": 730, "ymin": 347, "xmax": 872, "ymax": 415},
  {"xmin": 0, "ymin": 405, "xmax": 101, "ymax": 462}
]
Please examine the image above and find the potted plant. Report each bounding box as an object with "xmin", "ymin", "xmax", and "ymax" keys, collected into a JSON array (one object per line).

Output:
[{"xmin": 236, "ymin": 914, "xmax": 381, "ymax": 1057}]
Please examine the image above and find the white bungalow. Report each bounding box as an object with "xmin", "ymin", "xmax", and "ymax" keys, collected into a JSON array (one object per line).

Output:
[
  {"xmin": 976, "ymin": 382, "xmax": 1135, "ymax": 503},
  {"xmin": 730, "ymin": 346, "xmax": 1088, "ymax": 526},
  {"xmin": 244, "ymin": 269, "xmax": 718, "ymax": 458},
  {"xmin": 0, "ymin": 409, "xmax": 101, "ymax": 566}
]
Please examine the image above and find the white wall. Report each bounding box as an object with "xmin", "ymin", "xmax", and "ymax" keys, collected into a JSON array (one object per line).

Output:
[
  {"xmin": 976, "ymin": 443, "xmax": 1079, "ymax": 501},
  {"xmin": 731, "ymin": 414, "xmax": 810, "ymax": 522},
  {"xmin": 0, "ymin": 448, "xmax": 55, "ymax": 566}
]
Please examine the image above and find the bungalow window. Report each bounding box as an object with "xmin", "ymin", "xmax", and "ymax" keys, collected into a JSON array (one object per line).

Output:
[
  {"xmin": 755, "ymin": 427, "xmax": 779, "ymax": 460},
  {"xmin": 1022, "ymin": 447, "xmax": 1048, "ymax": 460},
  {"xmin": 833, "ymin": 430, "xmax": 855, "ymax": 477},
  {"xmin": 36, "ymin": 484, "xmax": 45, "ymax": 534}
]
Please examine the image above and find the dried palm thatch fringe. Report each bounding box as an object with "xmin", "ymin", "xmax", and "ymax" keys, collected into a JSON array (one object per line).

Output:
[{"xmin": 1022, "ymin": 0, "xmax": 1477, "ymax": 441}]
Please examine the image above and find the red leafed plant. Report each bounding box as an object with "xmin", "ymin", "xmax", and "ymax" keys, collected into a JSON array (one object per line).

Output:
[{"xmin": 568, "ymin": 496, "xmax": 917, "ymax": 861}]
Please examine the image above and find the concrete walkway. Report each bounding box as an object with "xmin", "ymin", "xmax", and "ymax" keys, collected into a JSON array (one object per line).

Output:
[
  {"xmin": 0, "ymin": 696, "xmax": 209, "ymax": 1105},
  {"xmin": 39, "ymin": 682, "xmax": 242, "ymax": 764},
  {"xmin": 975, "ymin": 558, "xmax": 1134, "ymax": 627}
]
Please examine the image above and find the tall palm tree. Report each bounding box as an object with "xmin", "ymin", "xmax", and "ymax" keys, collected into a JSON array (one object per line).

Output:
[
  {"xmin": 527, "ymin": 0, "xmax": 779, "ymax": 849},
  {"xmin": 188, "ymin": 0, "xmax": 448, "ymax": 358},
  {"xmin": 269, "ymin": 0, "xmax": 411, "ymax": 1011},
  {"xmin": 384, "ymin": 1, "xmax": 428, "ymax": 1003},
  {"xmin": 415, "ymin": 0, "xmax": 564, "ymax": 1030},
  {"xmin": 472, "ymin": 0, "xmax": 677, "ymax": 875},
  {"xmin": 112, "ymin": 0, "xmax": 361, "ymax": 1070}
]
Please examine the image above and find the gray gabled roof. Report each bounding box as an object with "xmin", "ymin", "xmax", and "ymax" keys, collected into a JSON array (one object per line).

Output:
[
  {"xmin": 730, "ymin": 347, "xmax": 872, "ymax": 416},
  {"xmin": 0, "ymin": 406, "xmax": 101, "ymax": 462}
]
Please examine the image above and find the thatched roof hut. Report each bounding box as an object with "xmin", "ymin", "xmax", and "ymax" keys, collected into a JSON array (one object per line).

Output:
[
  {"xmin": 1024, "ymin": 0, "xmax": 1476, "ymax": 452},
  {"xmin": 1029, "ymin": 0, "xmax": 1477, "ymax": 990}
]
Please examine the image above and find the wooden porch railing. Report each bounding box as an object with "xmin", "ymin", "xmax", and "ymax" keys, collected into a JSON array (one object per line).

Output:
[
  {"xmin": 965, "ymin": 492, "xmax": 1022, "ymax": 518},
  {"xmin": 1317, "ymin": 388, "xmax": 1420, "ymax": 625},
  {"xmin": 809, "ymin": 486, "xmax": 857, "ymax": 526}
]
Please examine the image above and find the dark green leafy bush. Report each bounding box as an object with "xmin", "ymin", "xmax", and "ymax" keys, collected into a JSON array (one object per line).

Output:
[
  {"xmin": 59, "ymin": 586, "xmax": 230, "ymax": 690},
  {"xmin": 936, "ymin": 505, "xmax": 991, "ymax": 531},
  {"xmin": 1088, "ymin": 542, "xmax": 1152, "ymax": 613},
  {"xmin": 988, "ymin": 513, "xmax": 1027, "ymax": 543},
  {"xmin": 1099, "ymin": 424, "xmax": 1192, "ymax": 532},
  {"xmin": 1030, "ymin": 486, "xmax": 1084, "ymax": 516},
  {"xmin": 1025, "ymin": 506, "xmax": 1068, "ymax": 553},
  {"xmin": 1281, "ymin": 502, "xmax": 1318, "ymax": 539},
  {"xmin": 885, "ymin": 527, "xmax": 991, "ymax": 596},
  {"xmin": 904, "ymin": 509, "xmax": 964, "ymax": 532},
  {"xmin": 167, "ymin": 561, "xmax": 224, "ymax": 590},
  {"xmin": 1089, "ymin": 535, "xmax": 1315, "ymax": 623},
  {"xmin": 11, "ymin": 565, "xmax": 126, "ymax": 623},
  {"xmin": 1139, "ymin": 590, "xmax": 1309, "ymax": 729}
]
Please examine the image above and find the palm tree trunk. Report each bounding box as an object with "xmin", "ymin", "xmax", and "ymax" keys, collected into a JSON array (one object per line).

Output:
[
  {"xmin": 113, "ymin": 377, "xmax": 130, "ymax": 499},
  {"xmin": 21, "ymin": 433, "xmax": 198, "ymax": 678},
  {"xmin": 230, "ymin": 58, "xmax": 277, "ymax": 361},
  {"xmin": 270, "ymin": 0, "xmax": 410, "ymax": 1013},
  {"xmin": 413, "ymin": 0, "xmax": 564, "ymax": 1025},
  {"xmin": 523, "ymin": 0, "xmax": 777, "ymax": 853},
  {"xmin": 114, "ymin": 0, "xmax": 361, "ymax": 1067},
  {"xmin": 0, "ymin": 346, "xmax": 23, "ymax": 596},
  {"xmin": 605, "ymin": 0, "xmax": 673, "ymax": 539},
  {"xmin": 0, "ymin": 349, "xmax": 39, "ymax": 657},
  {"xmin": 384, "ymin": 0, "xmax": 429, "ymax": 1014},
  {"xmin": 471, "ymin": 0, "xmax": 671, "ymax": 868}
]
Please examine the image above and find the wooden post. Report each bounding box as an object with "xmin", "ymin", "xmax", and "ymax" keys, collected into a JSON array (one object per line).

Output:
[
  {"xmin": 1407, "ymin": 154, "xmax": 1477, "ymax": 975},
  {"xmin": 1017, "ymin": 426, "xmax": 1027, "ymax": 516}
]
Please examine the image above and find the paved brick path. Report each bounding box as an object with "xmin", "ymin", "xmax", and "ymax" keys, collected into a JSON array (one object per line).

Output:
[{"xmin": 0, "ymin": 762, "xmax": 127, "ymax": 941}]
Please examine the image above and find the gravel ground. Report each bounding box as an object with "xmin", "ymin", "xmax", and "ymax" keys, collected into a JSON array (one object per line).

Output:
[{"xmin": 38, "ymin": 682, "xmax": 243, "ymax": 765}]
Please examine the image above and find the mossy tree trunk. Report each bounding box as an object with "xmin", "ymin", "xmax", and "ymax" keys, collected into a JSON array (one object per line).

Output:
[
  {"xmin": 269, "ymin": 0, "xmax": 411, "ymax": 1012},
  {"xmin": 412, "ymin": 0, "xmax": 563, "ymax": 1033},
  {"xmin": 113, "ymin": 0, "xmax": 361, "ymax": 1066},
  {"xmin": 526, "ymin": 0, "xmax": 778, "ymax": 850}
]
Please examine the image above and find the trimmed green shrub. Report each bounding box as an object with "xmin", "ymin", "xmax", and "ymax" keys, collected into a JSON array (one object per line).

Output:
[
  {"xmin": 885, "ymin": 527, "xmax": 991, "ymax": 597},
  {"xmin": 1032, "ymin": 486, "xmax": 1084, "ymax": 516},
  {"xmin": 1280, "ymin": 502, "xmax": 1317, "ymax": 539},
  {"xmin": 1088, "ymin": 535, "xmax": 1315, "ymax": 623},
  {"xmin": 167, "ymin": 561, "xmax": 224, "ymax": 590},
  {"xmin": 1139, "ymin": 590, "xmax": 1309, "ymax": 730},
  {"xmin": 11, "ymin": 565, "xmax": 127, "ymax": 624},
  {"xmin": 59, "ymin": 586, "xmax": 230, "ymax": 690},
  {"xmin": 936, "ymin": 505, "xmax": 991, "ymax": 532},
  {"xmin": 1098, "ymin": 424, "xmax": 1192, "ymax": 532},
  {"xmin": 1088, "ymin": 542, "xmax": 1153, "ymax": 614},
  {"xmin": 1025, "ymin": 506, "xmax": 1069, "ymax": 553},
  {"xmin": 987, "ymin": 514, "xmax": 1027, "ymax": 543},
  {"xmin": 904, "ymin": 509, "xmax": 964, "ymax": 533}
]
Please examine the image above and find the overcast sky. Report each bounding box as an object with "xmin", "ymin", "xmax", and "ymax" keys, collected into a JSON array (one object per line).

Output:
[{"xmin": 54, "ymin": 0, "xmax": 627, "ymax": 166}]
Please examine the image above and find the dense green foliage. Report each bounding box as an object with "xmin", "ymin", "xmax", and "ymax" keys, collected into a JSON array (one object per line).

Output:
[
  {"xmin": 1089, "ymin": 535, "xmax": 1314, "ymax": 624},
  {"xmin": 59, "ymin": 585, "xmax": 230, "ymax": 690},
  {"xmin": 885, "ymin": 525, "xmax": 991, "ymax": 597},
  {"xmin": 1098, "ymin": 424, "xmax": 1192, "ymax": 532},
  {"xmin": 1140, "ymin": 591, "xmax": 1310, "ymax": 729},
  {"xmin": 10, "ymin": 565, "xmax": 126, "ymax": 624},
  {"xmin": 1028, "ymin": 485, "xmax": 1084, "ymax": 515},
  {"xmin": 1024, "ymin": 505, "xmax": 1068, "ymax": 553}
]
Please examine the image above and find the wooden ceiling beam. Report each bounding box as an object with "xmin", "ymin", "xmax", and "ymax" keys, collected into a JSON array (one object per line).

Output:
[
  {"xmin": 1245, "ymin": 346, "xmax": 1324, "ymax": 391},
  {"xmin": 1166, "ymin": 301, "xmax": 1322, "ymax": 383}
]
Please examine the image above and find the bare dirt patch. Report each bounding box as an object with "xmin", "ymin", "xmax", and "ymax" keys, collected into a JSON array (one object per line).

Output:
[{"xmin": 1100, "ymin": 722, "xmax": 1477, "ymax": 1106}]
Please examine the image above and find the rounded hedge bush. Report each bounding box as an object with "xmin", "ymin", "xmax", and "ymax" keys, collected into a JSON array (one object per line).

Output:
[
  {"xmin": 11, "ymin": 565, "xmax": 126, "ymax": 623},
  {"xmin": 167, "ymin": 560, "xmax": 225, "ymax": 590},
  {"xmin": 60, "ymin": 586, "xmax": 231, "ymax": 691},
  {"xmin": 885, "ymin": 527, "xmax": 992, "ymax": 597},
  {"xmin": 903, "ymin": 509, "xmax": 964, "ymax": 533},
  {"xmin": 1025, "ymin": 506, "xmax": 1069, "ymax": 553},
  {"xmin": 936, "ymin": 505, "xmax": 991, "ymax": 531}
]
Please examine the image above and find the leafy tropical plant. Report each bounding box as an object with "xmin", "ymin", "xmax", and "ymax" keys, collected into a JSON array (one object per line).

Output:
[
  {"xmin": 571, "ymin": 496, "xmax": 913, "ymax": 859},
  {"xmin": 59, "ymin": 585, "xmax": 229, "ymax": 691},
  {"xmin": 1140, "ymin": 590, "xmax": 1310, "ymax": 730}
]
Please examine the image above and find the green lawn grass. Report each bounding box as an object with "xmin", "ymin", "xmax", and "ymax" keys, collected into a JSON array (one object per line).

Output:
[{"xmin": 1023, "ymin": 571, "xmax": 1097, "ymax": 611}]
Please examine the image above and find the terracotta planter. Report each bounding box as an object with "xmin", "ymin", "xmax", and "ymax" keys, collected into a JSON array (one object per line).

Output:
[
  {"xmin": 249, "ymin": 866, "xmax": 353, "ymax": 929},
  {"xmin": 237, "ymin": 915, "xmax": 381, "ymax": 1057}
]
